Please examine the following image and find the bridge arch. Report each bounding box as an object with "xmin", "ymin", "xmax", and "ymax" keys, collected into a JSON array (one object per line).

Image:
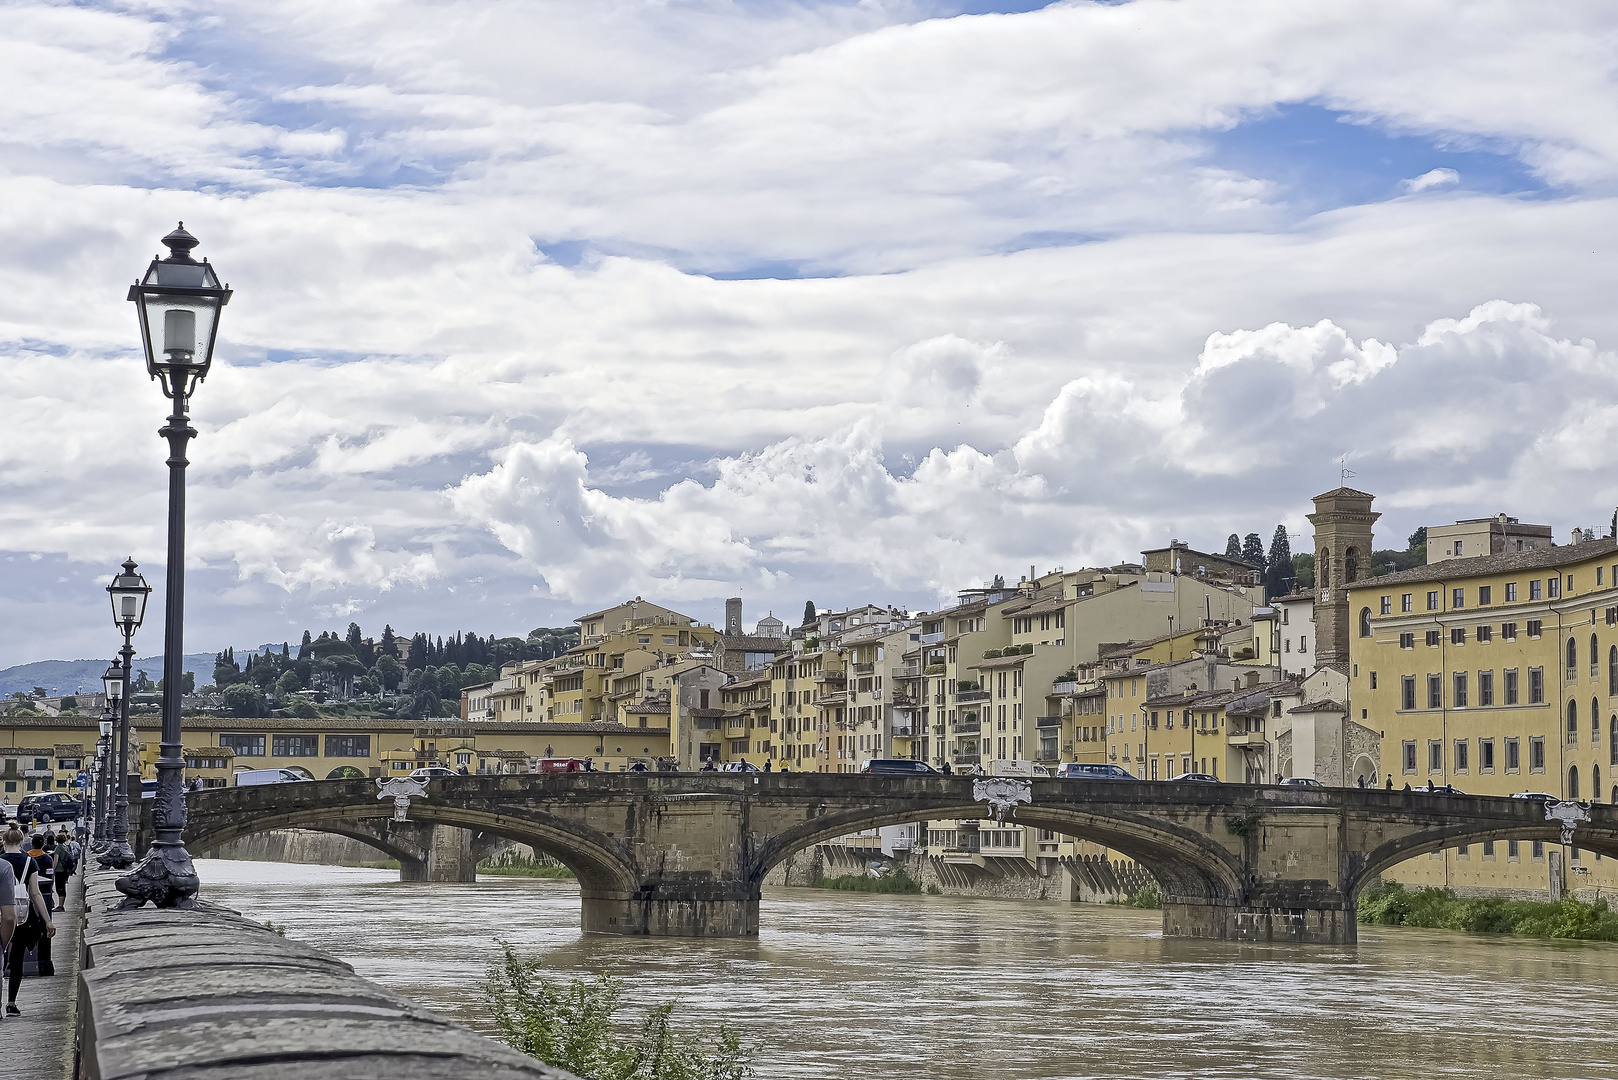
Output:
[
  {"xmin": 749, "ymin": 800, "xmax": 1246, "ymax": 906},
  {"xmin": 182, "ymin": 785, "xmax": 640, "ymax": 897},
  {"xmin": 1345, "ymin": 819, "xmax": 1618, "ymax": 899}
]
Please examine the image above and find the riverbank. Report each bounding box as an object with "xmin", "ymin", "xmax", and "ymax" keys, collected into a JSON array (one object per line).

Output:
[{"xmin": 1358, "ymin": 881, "xmax": 1618, "ymax": 941}]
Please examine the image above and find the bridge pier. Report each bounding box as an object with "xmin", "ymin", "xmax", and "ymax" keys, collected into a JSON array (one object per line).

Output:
[
  {"xmin": 1163, "ymin": 900, "xmax": 1356, "ymax": 945},
  {"xmin": 581, "ymin": 883, "xmax": 759, "ymax": 937},
  {"xmin": 396, "ymin": 823, "xmax": 478, "ymax": 883}
]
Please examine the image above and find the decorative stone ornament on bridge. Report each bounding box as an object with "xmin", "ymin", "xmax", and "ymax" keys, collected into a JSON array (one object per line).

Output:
[
  {"xmin": 1547, "ymin": 800, "xmax": 1592, "ymax": 844},
  {"xmin": 377, "ymin": 775, "xmax": 430, "ymax": 821},
  {"xmin": 165, "ymin": 774, "xmax": 1618, "ymax": 944},
  {"xmin": 972, "ymin": 777, "xmax": 1032, "ymax": 823}
]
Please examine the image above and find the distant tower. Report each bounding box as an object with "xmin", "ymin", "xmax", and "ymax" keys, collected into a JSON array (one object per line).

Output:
[
  {"xmin": 725, "ymin": 597, "xmax": 743, "ymax": 637},
  {"xmin": 1307, "ymin": 487, "xmax": 1379, "ymax": 672}
]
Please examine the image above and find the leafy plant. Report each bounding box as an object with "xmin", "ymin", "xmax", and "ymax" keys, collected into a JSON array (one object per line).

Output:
[
  {"xmin": 1356, "ymin": 881, "xmax": 1618, "ymax": 941},
  {"xmin": 485, "ymin": 945, "xmax": 752, "ymax": 1080},
  {"xmin": 1224, "ymin": 812, "xmax": 1261, "ymax": 838},
  {"xmin": 1121, "ymin": 881, "xmax": 1161, "ymax": 908}
]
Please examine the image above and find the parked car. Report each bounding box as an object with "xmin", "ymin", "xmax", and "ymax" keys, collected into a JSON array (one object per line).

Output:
[
  {"xmin": 720, "ymin": 761, "xmax": 761, "ymax": 773},
  {"xmin": 1421, "ymin": 783, "xmax": 1466, "ymax": 796},
  {"xmin": 16, "ymin": 792, "xmax": 83, "ymax": 822},
  {"xmin": 408, "ymin": 766, "xmax": 458, "ymax": 781},
  {"xmin": 235, "ymin": 768, "xmax": 313, "ymax": 787},
  {"xmin": 1172, "ymin": 772, "xmax": 1219, "ymax": 783},
  {"xmin": 1511, "ymin": 791, "xmax": 1560, "ymax": 805},
  {"xmin": 987, "ymin": 759, "xmax": 1051, "ymax": 778},
  {"xmin": 536, "ymin": 758, "xmax": 584, "ymax": 774},
  {"xmin": 1278, "ymin": 777, "xmax": 1323, "ymax": 788},
  {"xmin": 860, "ymin": 759, "xmax": 940, "ymax": 776},
  {"xmin": 1057, "ymin": 763, "xmax": 1134, "ymax": 780}
]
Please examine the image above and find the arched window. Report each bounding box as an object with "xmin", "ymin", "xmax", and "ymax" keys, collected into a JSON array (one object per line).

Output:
[
  {"xmin": 1593, "ymin": 634, "xmax": 1601, "ymax": 669},
  {"xmin": 1319, "ymin": 549, "xmax": 1331, "ymax": 588},
  {"xmin": 1610, "ymin": 645, "xmax": 1617, "ymax": 695},
  {"xmin": 1595, "ymin": 766, "xmax": 1602, "ymax": 802},
  {"xmin": 1567, "ymin": 700, "xmax": 1578, "ymax": 746},
  {"xmin": 1612, "ymin": 716, "xmax": 1618, "ymax": 766},
  {"xmin": 1345, "ymin": 547, "xmax": 1359, "ymax": 583},
  {"xmin": 1569, "ymin": 765, "xmax": 1580, "ymax": 801},
  {"xmin": 1359, "ymin": 608, "xmax": 1372, "ymax": 638},
  {"xmin": 1567, "ymin": 637, "xmax": 1578, "ymax": 675},
  {"xmin": 1595, "ymin": 698, "xmax": 1602, "ymax": 744}
]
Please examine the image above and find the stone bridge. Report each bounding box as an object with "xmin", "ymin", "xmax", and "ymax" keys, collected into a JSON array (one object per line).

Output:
[{"xmin": 152, "ymin": 774, "xmax": 1618, "ymax": 944}]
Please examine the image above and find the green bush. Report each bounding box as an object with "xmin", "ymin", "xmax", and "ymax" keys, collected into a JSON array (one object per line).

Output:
[
  {"xmin": 1121, "ymin": 882, "xmax": 1161, "ymax": 908},
  {"xmin": 480, "ymin": 852, "xmax": 576, "ymax": 879},
  {"xmin": 981, "ymin": 649, "xmax": 1002, "ymax": 659},
  {"xmin": 1357, "ymin": 881, "xmax": 1618, "ymax": 941},
  {"xmin": 485, "ymin": 945, "xmax": 751, "ymax": 1080},
  {"xmin": 815, "ymin": 871, "xmax": 922, "ymax": 894}
]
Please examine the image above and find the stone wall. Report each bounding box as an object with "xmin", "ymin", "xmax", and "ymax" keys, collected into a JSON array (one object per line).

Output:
[
  {"xmin": 764, "ymin": 845, "xmax": 1153, "ymax": 904},
  {"xmin": 76, "ymin": 871, "xmax": 578, "ymax": 1078},
  {"xmin": 202, "ymin": 827, "xmax": 396, "ymax": 866}
]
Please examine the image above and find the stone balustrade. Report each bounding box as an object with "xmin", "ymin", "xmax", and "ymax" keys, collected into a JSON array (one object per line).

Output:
[{"xmin": 75, "ymin": 871, "xmax": 576, "ymax": 1079}]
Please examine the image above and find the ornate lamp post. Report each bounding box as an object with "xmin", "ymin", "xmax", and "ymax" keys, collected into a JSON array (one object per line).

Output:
[
  {"xmin": 93, "ymin": 662, "xmax": 121, "ymax": 848},
  {"xmin": 114, "ymin": 224, "xmax": 230, "ymax": 908},
  {"xmin": 99, "ymin": 562, "xmax": 149, "ymax": 868}
]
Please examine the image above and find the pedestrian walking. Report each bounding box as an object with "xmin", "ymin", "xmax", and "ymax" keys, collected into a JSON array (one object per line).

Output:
[
  {"xmin": 1356, "ymin": 775, "xmax": 1366, "ymax": 789},
  {"xmin": 762, "ymin": 759, "xmax": 772, "ymax": 773},
  {"xmin": 27, "ymin": 836, "xmax": 54, "ymax": 974},
  {"xmin": 50, "ymin": 831, "xmax": 74, "ymax": 911},
  {"xmin": 0, "ymin": 853, "xmax": 15, "ymax": 987},
  {"xmin": 941, "ymin": 762, "xmax": 953, "ymax": 776},
  {"xmin": 2, "ymin": 828, "xmax": 55, "ymax": 1014},
  {"xmin": 1385, "ymin": 775, "xmax": 1394, "ymax": 790}
]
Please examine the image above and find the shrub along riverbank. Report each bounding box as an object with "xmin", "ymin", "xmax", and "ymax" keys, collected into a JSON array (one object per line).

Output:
[
  {"xmin": 478, "ymin": 853, "xmax": 576, "ymax": 879},
  {"xmin": 813, "ymin": 871, "xmax": 923, "ymax": 894},
  {"xmin": 1358, "ymin": 882, "xmax": 1618, "ymax": 941}
]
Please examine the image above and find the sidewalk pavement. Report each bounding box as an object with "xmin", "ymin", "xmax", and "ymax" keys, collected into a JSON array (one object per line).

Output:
[{"xmin": 0, "ymin": 871, "xmax": 83, "ymax": 1080}]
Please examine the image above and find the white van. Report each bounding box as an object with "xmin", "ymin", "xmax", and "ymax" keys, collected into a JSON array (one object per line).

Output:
[{"xmin": 234, "ymin": 768, "xmax": 310, "ymax": 787}]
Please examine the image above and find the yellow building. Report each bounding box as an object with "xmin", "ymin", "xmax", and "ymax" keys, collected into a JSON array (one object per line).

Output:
[{"xmin": 1350, "ymin": 535, "xmax": 1618, "ymax": 897}]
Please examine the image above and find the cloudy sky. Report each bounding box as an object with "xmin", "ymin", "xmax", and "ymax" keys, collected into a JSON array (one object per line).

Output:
[{"xmin": 2, "ymin": 0, "xmax": 1616, "ymax": 667}]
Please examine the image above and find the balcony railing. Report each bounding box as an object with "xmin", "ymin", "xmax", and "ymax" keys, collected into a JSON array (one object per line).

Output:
[
  {"xmin": 953, "ymin": 721, "xmax": 982, "ymax": 736},
  {"xmin": 1052, "ymin": 680, "xmax": 1079, "ymax": 695},
  {"xmin": 892, "ymin": 666, "xmax": 922, "ymax": 680},
  {"xmin": 854, "ymin": 662, "xmax": 875, "ymax": 674},
  {"xmin": 954, "ymin": 689, "xmax": 990, "ymax": 704},
  {"xmin": 1228, "ymin": 732, "xmax": 1266, "ymax": 748},
  {"xmin": 952, "ymin": 753, "xmax": 982, "ymax": 766},
  {"xmin": 920, "ymin": 632, "xmax": 945, "ymax": 644},
  {"xmin": 890, "ymin": 725, "xmax": 914, "ymax": 737},
  {"xmin": 1035, "ymin": 715, "xmax": 1063, "ymax": 729}
]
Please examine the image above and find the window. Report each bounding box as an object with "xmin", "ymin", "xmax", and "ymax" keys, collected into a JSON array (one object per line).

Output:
[
  {"xmin": 1506, "ymin": 582, "xmax": 1518, "ymax": 602},
  {"xmin": 1425, "ymin": 630, "xmax": 1441, "ymax": 647},
  {"xmin": 1401, "ymin": 676, "xmax": 1416, "ymax": 711},
  {"xmin": 326, "ymin": 735, "xmax": 371, "ymax": 757},
  {"xmin": 1611, "ymin": 645, "xmax": 1618, "ymax": 695},
  {"xmin": 1504, "ymin": 668, "xmax": 1519, "ymax": 705},
  {"xmin": 1453, "ymin": 541, "xmax": 1463, "ymax": 556},
  {"xmin": 1529, "ymin": 667, "xmax": 1544, "ymax": 703},
  {"xmin": 1478, "ymin": 670, "xmax": 1493, "ymax": 706},
  {"xmin": 1454, "ymin": 739, "xmax": 1469, "ymax": 772},
  {"xmin": 271, "ymin": 734, "xmax": 319, "ymax": 757},
  {"xmin": 1399, "ymin": 632, "xmax": 1415, "ymax": 650},
  {"xmin": 1401, "ymin": 593, "xmax": 1413, "ymax": 613},
  {"xmin": 1451, "ymin": 627, "xmax": 1466, "ymax": 645},
  {"xmin": 1567, "ymin": 701, "xmax": 1579, "ymax": 746},
  {"xmin": 1380, "ymin": 596, "xmax": 1392, "ymax": 616},
  {"xmin": 1359, "ymin": 608, "xmax": 1372, "ymax": 638},
  {"xmin": 1480, "ymin": 738, "xmax": 1495, "ymax": 771},
  {"xmin": 1532, "ymin": 840, "xmax": 1544, "ymax": 859},
  {"xmin": 1476, "ymin": 624, "xmax": 1492, "ymax": 643},
  {"xmin": 1505, "ymin": 737, "xmax": 1520, "ymax": 772},
  {"xmin": 1550, "ymin": 577, "xmax": 1562, "ymax": 599},
  {"xmin": 1453, "ymin": 672, "xmax": 1468, "ymax": 708},
  {"xmin": 1300, "ymin": 635, "xmax": 1307, "ymax": 651},
  {"xmin": 1527, "ymin": 619, "xmax": 1542, "ymax": 638},
  {"xmin": 1429, "ymin": 740, "xmax": 1443, "ymax": 772},
  {"xmin": 1530, "ymin": 736, "xmax": 1545, "ymax": 773},
  {"xmin": 1427, "ymin": 591, "xmax": 1440, "ymax": 611},
  {"xmin": 1427, "ymin": 674, "xmax": 1442, "ymax": 709},
  {"xmin": 1453, "ymin": 588, "xmax": 1465, "ymax": 609},
  {"xmin": 1567, "ymin": 637, "xmax": 1579, "ymax": 676},
  {"xmin": 1402, "ymin": 740, "xmax": 1417, "ymax": 773},
  {"xmin": 1530, "ymin": 580, "xmax": 1543, "ymax": 601},
  {"xmin": 1370, "ymin": 672, "xmax": 1378, "ymax": 690},
  {"xmin": 1478, "ymin": 586, "xmax": 1492, "ymax": 606},
  {"xmin": 220, "ymin": 733, "xmax": 265, "ymax": 757},
  {"xmin": 1502, "ymin": 622, "xmax": 1517, "ymax": 640}
]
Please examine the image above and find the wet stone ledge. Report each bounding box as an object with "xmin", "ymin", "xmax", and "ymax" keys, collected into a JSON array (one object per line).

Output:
[{"xmin": 76, "ymin": 871, "xmax": 576, "ymax": 1080}]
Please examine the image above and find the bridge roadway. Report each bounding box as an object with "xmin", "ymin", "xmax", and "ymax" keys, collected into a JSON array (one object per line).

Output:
[{"xmin": 143, "ymin": 774, "xmax": 1618, "ymax": 945}]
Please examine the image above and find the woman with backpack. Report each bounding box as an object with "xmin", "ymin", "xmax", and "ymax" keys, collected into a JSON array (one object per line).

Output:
[
  {"xmin": 26, "ymin": 836, "xmax": 53, "ymax": 975},
  {"xmin": 2, "ymin": 828, "xmax": 55, "ymax": 1015},
  {"xmin": 50, "ymin": 830, "xmax": 74, "ymax": 912}
]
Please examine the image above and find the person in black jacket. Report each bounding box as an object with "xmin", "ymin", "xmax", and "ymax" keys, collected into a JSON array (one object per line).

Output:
[{"xmin": 1, "ymin": 828, "xmax": 55, "ymax": 1014}]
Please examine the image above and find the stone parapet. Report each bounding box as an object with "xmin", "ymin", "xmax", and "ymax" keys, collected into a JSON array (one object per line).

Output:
[{"xmin": 75, "ymin": 871, "xmax": 576, "ymax": 1079}]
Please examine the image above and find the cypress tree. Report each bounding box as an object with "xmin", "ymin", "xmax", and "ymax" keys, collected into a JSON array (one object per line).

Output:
[{"xmin": 1225, "ymin": 534, "xmax": 1241, "ymax": 558}]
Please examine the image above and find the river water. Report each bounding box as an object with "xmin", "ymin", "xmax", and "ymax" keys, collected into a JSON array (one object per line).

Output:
[{"xmin": 198, "ymin": 859, "xmax": 1618, "ymax": 1080}]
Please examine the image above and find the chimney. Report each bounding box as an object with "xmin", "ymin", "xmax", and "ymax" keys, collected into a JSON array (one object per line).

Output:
[{"xmin": 1245, "ymin": 670, "xmax": 1260, "ymax": 688}]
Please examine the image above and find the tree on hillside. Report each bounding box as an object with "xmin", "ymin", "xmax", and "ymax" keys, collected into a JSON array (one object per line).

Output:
[
  {"xmin": 223, "ymin": 683, "xmax": 265, "ymax": 719},
  {"xmin": 1292, "ymin": 552, "xmax": 1316, "ymax": 589},
  {"xmin": 1225, "ymin": 534, "xmax": 1241, "ymax": 558},
  {"xmin": 372, "ymin": 652, "xmax": 402, "ymax": 692},
  {"xmin": 297, "ymin": 630, "xmax": 313, "ymax": 660},
  {"xmin": 213, "ymin": 648, "xmax": 242, "ymax": 687},
  {"xmin": 1241, "ymin": 533, "xmax": 1265, "ymax": 568},
  {"xmin": 802, "ymin": 601, "xmax": 817, "ymax": 627},
  {"xmin": 1265, "ymin": 525, "xmax": 1293, "ymax": 597}
]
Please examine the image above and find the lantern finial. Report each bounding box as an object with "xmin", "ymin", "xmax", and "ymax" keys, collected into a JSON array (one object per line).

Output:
[{"xmin": 162, "ymin": 223, "xmax": 199, "ymax": 262}]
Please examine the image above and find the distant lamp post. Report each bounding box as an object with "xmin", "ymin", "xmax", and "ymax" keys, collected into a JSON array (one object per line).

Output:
[
  {"xmin": 93, "ymin": 664, "xmax": 120, "ymax": 848},
  {"xmin": 98, "ymin": 561, "xmax": 149, "ymax": 868},
  {"xmin": 116, "ymin": 223, "xmax": 231, "ymax": 909}
]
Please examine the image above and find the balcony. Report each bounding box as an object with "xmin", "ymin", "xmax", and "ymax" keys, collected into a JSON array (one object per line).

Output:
[
  {"xmin": 1034, "ymin": 715, "xmax": 1063, "ymax": 729},
  {"xmin": 890, "ymin": 725, "xmax": 914, "ymax": 737},
  {"xmin": 919, "ymin": 632, "xmax": 945, "ymax": 644},
  {"xmin": 953, "ymin": 721, "xmax": 982, "ymax": 736},
  {"xmin": 854, "ymin": 662, "xmax": 875, "ymax": 675},
  {"xmin": 892, "ymin": 665, "xmax": 922, "ymax": 680},
  {"xmin": 1228, "ymin": 731, "xmax": 1267, "ymax": 748},
  {"xmin": 1052, "ymin": 680, "xmax": 1079, "ymax": 695},
  {"xmin": 954, "ymin": 689, "xmax": 990, "ymax": 704},
  {"xmin": 952, "ymin": 753, "xmax": 982, "ymax": 767}
]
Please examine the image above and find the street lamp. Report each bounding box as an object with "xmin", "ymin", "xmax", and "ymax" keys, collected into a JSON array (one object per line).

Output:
[
  {"xmin": 94, "ymin": 662, "xmax": 122, "ymax": 848},
  {"xmin": 115, "ymin": 223, "xmax": 230, "ymax": 909},
  {"xmin": 98, "ymin": 561, "xmax": 148, "ymax": 867}
]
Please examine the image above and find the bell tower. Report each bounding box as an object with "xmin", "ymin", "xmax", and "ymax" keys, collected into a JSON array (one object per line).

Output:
[{"xmin": 1307, "ymin": 487, "xmax": 1379, "ymax": 672}]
